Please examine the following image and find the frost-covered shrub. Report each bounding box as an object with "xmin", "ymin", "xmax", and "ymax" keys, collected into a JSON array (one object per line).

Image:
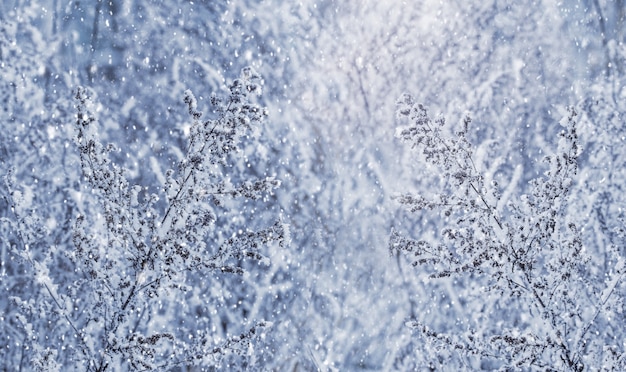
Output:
[
  {"xmin": 3, "ymin": 68, "xmax": 286, "ymax": 371},
  {"xmin": 391, "ymin": 94, "xmax": 625, "ymax": 370}
]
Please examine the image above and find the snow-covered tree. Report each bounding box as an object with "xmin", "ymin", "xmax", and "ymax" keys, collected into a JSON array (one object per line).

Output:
[
  {"xmin": 3, "ymin": 67, "xmax": 286, "ymax": 370},
  {"xmin": 391, "ymin": 95, "xmax": 625, "ymax": 369}
]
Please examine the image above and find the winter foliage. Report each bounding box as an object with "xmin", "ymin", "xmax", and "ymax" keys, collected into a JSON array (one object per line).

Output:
[
  {"xmin": 6, "ymin": 69, "xmax": 284, "ymax": 370},
  {"xmin": 1, "ymin": 0, "xmax": 625, "ymax": 370},
  {"xmin": 392, "ymin": 98, "xmax": 624, "ymax": 370}
]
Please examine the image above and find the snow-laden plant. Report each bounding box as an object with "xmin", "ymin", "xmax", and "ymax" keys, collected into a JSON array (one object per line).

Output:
[
  {"xmin": 4, "ymin": 68, "xmax": 286, "ymax": 371},
  {"xmin": 390, "ymin": 94, "xmax": 625, "ymax": 370}
]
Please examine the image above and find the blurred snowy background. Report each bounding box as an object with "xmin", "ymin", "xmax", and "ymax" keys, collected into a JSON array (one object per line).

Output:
[{"xmin": 1, "ymin": 0, "xmax": 625, "ymax": 370}]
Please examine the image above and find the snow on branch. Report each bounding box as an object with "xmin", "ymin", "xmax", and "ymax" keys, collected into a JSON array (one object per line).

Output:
[
  {"xmin": 392, "ymin": 96, "xmax": 623, "ymax": 370},
  {"xmin": 26, "ymin": 68, "xmax": 286, "ymax": 370}
]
